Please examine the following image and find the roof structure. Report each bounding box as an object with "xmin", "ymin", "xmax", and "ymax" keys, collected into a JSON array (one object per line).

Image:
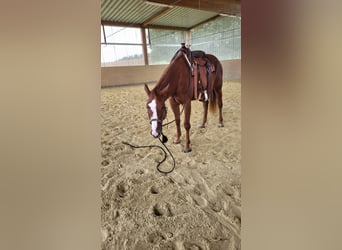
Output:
[{"xmin": 101, "ymin": 0, "xmax": 241, "ymax": 30}]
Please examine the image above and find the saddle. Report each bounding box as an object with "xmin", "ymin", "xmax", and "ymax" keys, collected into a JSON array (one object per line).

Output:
[{"xmin": 179, "ymin": 43, "xmax": 216, "ymax": 101}]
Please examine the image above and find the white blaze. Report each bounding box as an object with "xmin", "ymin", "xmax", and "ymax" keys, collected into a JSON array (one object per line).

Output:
[{"xmin": 148, "ymin": 99, "xmax": 159, "ymax": 137}]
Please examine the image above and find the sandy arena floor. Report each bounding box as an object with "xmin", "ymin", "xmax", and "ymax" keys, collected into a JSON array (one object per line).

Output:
[{"xmin": 101, "ymin": 81, "xmax": 241, "ymax": 250}]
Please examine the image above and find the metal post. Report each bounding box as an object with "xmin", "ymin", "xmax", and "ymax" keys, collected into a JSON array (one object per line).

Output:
[{"xmin": 186, "ymin": 30, "xmax": 191, "ymax": 48}]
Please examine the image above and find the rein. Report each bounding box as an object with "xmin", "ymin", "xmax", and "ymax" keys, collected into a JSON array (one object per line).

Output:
[
  {"xmin": 122, "ymin": 133, "xmax": 175, "ymax": 174},
  {"xmin": 121, "ymin": 102, "xmax": 184, "ymax": 175},
  {"xmin": 162, "ymin": 105, "xmax": 184, "ymax": 127}
]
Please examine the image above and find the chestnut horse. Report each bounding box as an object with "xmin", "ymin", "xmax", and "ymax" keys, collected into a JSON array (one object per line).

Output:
[{"xmin": 144, "ymin": 46, "xmax": 223, "ymax": 153}]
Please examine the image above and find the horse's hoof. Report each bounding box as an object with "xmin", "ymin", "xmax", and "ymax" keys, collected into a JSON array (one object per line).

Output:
[
  {"xmin": 198, "ymin": 124, "xmax": 206, "ymax": 128},
  {"xmin": 183, "ymin": 148, "xmax": 192, "ymax": 153},
  {"xmin": 218, "ymin": 124, "xmax": 224, "ymax": 128},
  {"xmin": 173, "ymin": 140, "xmax": 181, "ymax": 144}
]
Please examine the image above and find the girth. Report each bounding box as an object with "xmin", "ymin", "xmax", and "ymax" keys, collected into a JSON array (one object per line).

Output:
[
  {"xmin": 192, "ymin": 57, "xmax": 207, "ymax": 100},
  {"xmin": 183, "ymin": 50, "xmax": 215, "ymax": 101}
]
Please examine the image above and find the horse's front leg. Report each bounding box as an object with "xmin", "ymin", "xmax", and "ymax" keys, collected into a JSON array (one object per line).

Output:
[
  {"xmin": 169, "ymin": 97, "xmax": 181, "ymax": 144},
  {"xmin": 183, "ymin": 101, "xmax": 192, "ymax": 153}
]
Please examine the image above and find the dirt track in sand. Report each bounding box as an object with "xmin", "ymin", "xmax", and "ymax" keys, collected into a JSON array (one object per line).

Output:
[{"xmin": 101, "ymin": 81, "xmax": 241, "ymax": 250}]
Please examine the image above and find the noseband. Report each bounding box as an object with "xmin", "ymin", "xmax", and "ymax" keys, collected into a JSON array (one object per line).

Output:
[{"xmin": 150, "ymin": 118, "xmax": 162, "ymax": 125}]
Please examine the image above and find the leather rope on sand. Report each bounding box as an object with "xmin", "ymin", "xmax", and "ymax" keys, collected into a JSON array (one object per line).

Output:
[{"xmin": 122, "ymin": 134, "xmax": 175, "ymax": 174}]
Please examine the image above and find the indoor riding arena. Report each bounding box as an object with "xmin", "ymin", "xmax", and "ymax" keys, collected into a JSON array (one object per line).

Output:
[{"xmin": 100, "ymin": 1, "xmax": 241, "ymax": 249}]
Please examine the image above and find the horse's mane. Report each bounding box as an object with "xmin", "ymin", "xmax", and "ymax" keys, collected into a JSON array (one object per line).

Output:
[
  {"xmin": 170, "ymin": 49, "xmax": 183, "ymax": 62},
  {"xmin": 153, "ymin": 50, "xmax": 185, "ymax": 94}
]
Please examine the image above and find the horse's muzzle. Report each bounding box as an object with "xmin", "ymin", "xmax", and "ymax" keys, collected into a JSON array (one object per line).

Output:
[{"xmin": 150, "ymin": 130, "xmax": 160, "ymax": 138}]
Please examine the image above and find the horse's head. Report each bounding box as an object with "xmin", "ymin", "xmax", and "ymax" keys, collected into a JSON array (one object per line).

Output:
[{"xmin": 144, "ymin": 84, "xmax": 167, "ymax": 138}]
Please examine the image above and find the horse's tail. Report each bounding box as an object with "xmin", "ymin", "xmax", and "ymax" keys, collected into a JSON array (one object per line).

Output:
[
  {"xmin": 209, "ymin": 90, "xmax": 217, "ymax": 113},
  {"xmin": 207, "ymin": 54, "xmax": 222, "ymax": 114}
]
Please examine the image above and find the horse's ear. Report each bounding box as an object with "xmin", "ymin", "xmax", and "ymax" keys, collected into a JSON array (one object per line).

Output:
[{"xmin": 144, "ymin": 83, "xmax": 151, "ymax": 96}]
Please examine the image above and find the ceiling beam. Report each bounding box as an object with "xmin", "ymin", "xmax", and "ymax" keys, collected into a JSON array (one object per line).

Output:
[
  {"xmin": 101, "ymin": 20, "xmax": 188, "ymax": 31},
  {"xmin": 145, "ymin": 0, "xmax": 240, "ymax": 16},
  {"xmin": 145, "ymin": 24, "xmax": 188, "ymax": 31},
  {"xmin": 101, "ymin": 20, "xmax": 141, "ymax": 28},
  {"xmin": 142, "ymin": 7, "xmax": 173, "ymax": 27}
]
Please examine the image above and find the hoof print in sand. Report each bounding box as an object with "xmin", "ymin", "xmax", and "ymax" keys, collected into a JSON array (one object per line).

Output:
[
  {"xmin": 117, "ymin": 182, "xmax": 129, "ymax": 198},
  {"xmin": 183, "ymin": 242, "xmax": 205, "ymax": 250},
  {"xmin": 147, "ymin": 231, "xmax": 166, "ymax": 244},
  {"xmin": 210, "ymin": 201, "xmax": 223, "ymax": 213},
  {"xmin": 101, "ymin": 159, "xmax": 111, "ymax": 166},
  {"xmin": 217, "ymin": 183, "xmax": 235, "ymax": 197},
  {"xmin": 150, "ymin": 185, "xmax": 159, "ymax": 194},
  {"xmin": 102, "ymin": 202, "xmax": 111, "ymax": 210},
  {"xmin": 192, "ymin": 195, "xmax": 208, "ymax": 208},
  {"xmin": 152, "ymin": 202, "xmax": 174, "ymax": 217}
]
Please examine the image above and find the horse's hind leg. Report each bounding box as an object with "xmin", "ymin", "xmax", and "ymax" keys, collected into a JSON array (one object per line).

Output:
[
  {"xmin": 169, "ymin": 97, "xmax": 181, "ymax": 144},
  {"xmin": 183, "ymin": 101, "xmax": 192, "ymax": 153},
  {"xmin": 199, "ymin": 101, "xmax": 209, "ymax": 128},
  {"xmin": 217, "ymin": 88, "xmax": 224, "ymax": 127}
]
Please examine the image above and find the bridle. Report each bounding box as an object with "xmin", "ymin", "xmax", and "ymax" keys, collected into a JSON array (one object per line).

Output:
[
  {"xmin": 149, "ymin": 105, "xmax": 166, "ymax": 124},
  {"xmin": 150, "ymin": 118, "xmax": 162, "ymax": 125},
  {"xmin": 149, "ymin": 116, "xmax": 168, "ymax": 143}
]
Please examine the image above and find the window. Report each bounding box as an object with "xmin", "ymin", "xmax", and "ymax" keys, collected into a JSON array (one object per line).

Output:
[
  {"xmin": 101, "ymin": 26, "xmax": 146, "ymax": 66},
  {"xmin": 148, "ymin": 29, "xmax": 186, "ymax": 65},
  {"xmin": 101, "ymin": 16, "xmax": 241, "ymax": 66},
  {"xmin": 191, "ymin": 16, "xmax": 241, "ymax": 60}
]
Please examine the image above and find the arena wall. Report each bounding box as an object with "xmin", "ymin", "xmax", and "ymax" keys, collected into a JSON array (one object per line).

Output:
[{"xmin": 101, "ymin": 59, "xmax": 240, "ymax": 88}]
